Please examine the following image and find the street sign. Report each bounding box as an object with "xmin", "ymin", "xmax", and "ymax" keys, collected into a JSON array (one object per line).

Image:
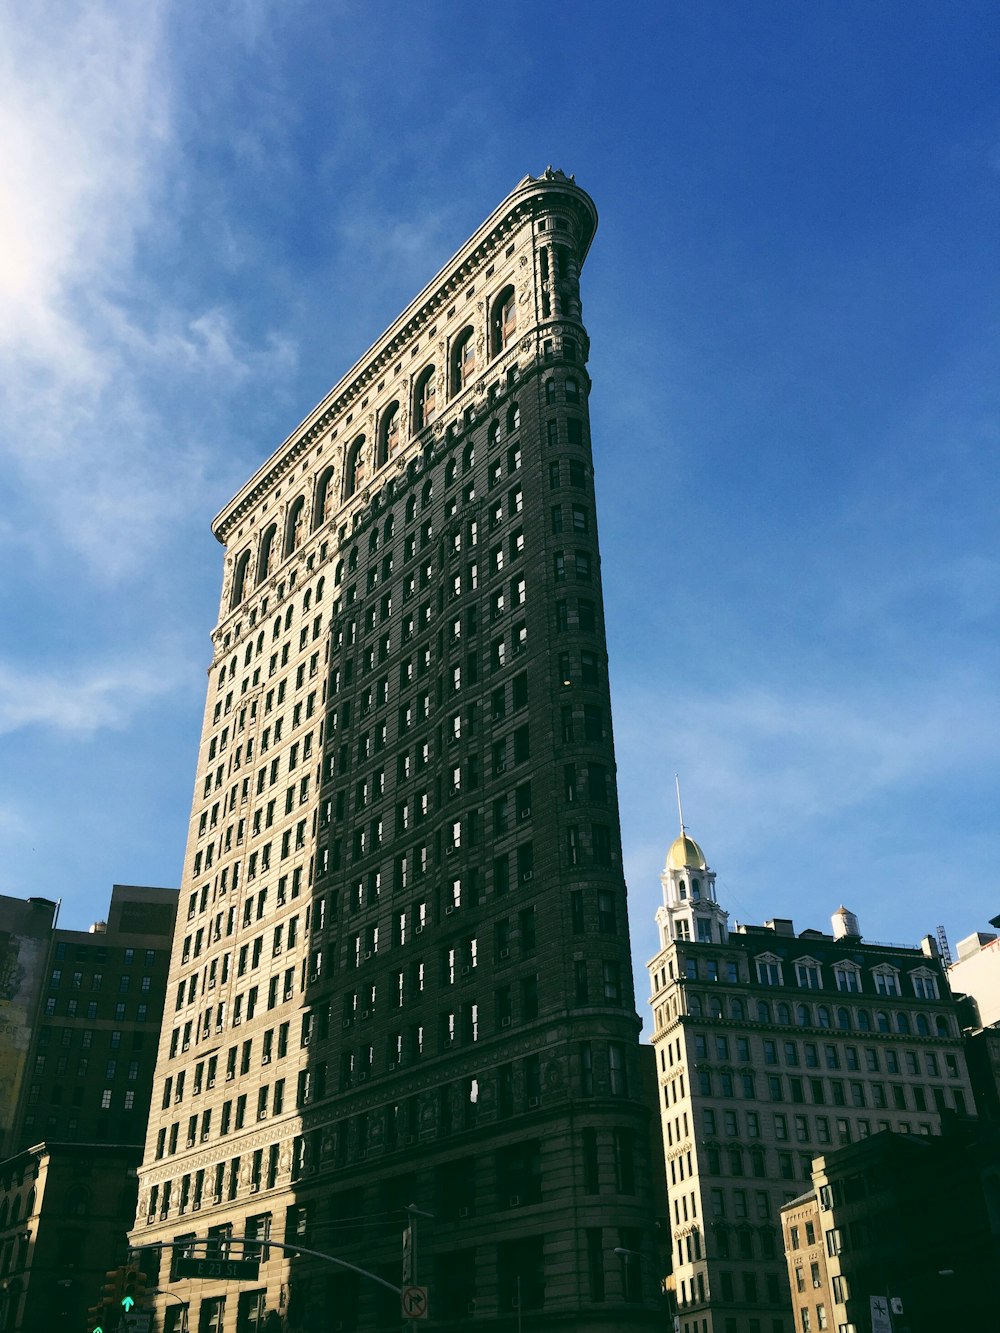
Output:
[
  {"xmin": 401, "ymin": 1285, "xmax": 428, "ymax": 1319},
  {"xmin": 120, "ymin": 1313, "xmax": 152, "ymax": 1333},
  {"xmin": 175, "ymin": 1257, "xmax": 261, "ymax": 1280},
  {"xmin": 870, "ymin": 1295, "xmax": 892, "ymax": 1333}
]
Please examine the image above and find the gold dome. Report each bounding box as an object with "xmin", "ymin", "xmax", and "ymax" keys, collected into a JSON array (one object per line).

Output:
[{"xmin": 666, "ymin": 832, "xmax": 707, "ymax": 871}]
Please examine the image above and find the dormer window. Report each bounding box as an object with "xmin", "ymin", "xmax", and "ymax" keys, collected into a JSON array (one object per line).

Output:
[
  {"xmin": 910, "ymin": 969, "xmax": 939, "ymax": 1000},
  {"xmin": 755, "ymin": 955, "xmax": 783, "ymax": 986},
  {"xmin": 872, "ymin": 966, "xmax": 900, "ymax": 997},
  {"xmin": 833, "ymin": 962, "xmax": 862, "ymax": 993},
  {"xmin": 795, "ymin": 958, "xmax": 822, "ymax": 990}
]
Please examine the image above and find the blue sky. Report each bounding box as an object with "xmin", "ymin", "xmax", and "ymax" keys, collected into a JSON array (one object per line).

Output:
[{"xmin": 1, "ymin": 2, "xmax": 998, "ymax": 1002}]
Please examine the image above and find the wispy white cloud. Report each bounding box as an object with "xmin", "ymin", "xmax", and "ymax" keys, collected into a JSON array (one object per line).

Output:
[
  {"xmin": 0, "ymin": 654, "xmax": 185, "ymax": 739},
  {"xmin": 0, "ymin": 4, "xmax": 298, "ymax": 582}
]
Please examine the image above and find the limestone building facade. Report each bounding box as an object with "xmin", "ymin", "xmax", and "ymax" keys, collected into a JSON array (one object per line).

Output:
[
  {"xmin": 133, "ymin": 171, "xmax": 664, "ymax": 1331},
  {"xmin": 646, "ymin": 826, "xmax": 974, "ymax": 1333}
]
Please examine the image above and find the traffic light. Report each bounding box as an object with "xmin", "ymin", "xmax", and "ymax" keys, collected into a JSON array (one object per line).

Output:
[
  {"xmin": 101, "ymin": 1268, "xmax": 123, "ymax": 1309},
  {"xmin": 130, "ymin": 1267, "xmax": 149, "ymax": 1307},
  {"xmin": 86, "ymin": 1303, "xmax": 105, "ymax": 1333},
  {"xmin": 120, "ymin": 1266, "xmax": 139, "ymax": 1312}
]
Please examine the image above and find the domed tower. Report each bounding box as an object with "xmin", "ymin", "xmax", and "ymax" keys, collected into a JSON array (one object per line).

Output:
[{"xmin": 654, "ymin": 822, "xmax": 728, "ymax": 948}]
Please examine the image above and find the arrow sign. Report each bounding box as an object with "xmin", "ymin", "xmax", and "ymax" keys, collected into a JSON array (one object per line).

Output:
[
  {"xmin": 122, "ymin": 1297, "xmax": 135, "ymax": 1312},
  {"xmin": 401, "ymin": 1285, "xmax": 428, "ymax": 1319}
]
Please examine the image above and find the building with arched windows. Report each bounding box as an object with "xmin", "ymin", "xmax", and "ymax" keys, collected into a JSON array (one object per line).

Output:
[
  {"xmin": 647, "ymin": 825, "xmax": 975, "ymax": 1333},
  {"xmin": 133, "ymin": 171, "xmax": 665, "ymax": 1332}
]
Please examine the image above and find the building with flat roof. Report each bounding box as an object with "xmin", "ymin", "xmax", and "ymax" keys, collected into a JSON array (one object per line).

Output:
[
  {"xmin": 0, "ymin": 883, "xmax": 176, "ymax": 1333},
  {"xmin": 807, "ymin": 1124, "xmax": 1000, "ymax": 1333},
  {"xmin": 133, "ymin": 170, "xmax": 664, "ymax": 1332},
  {"xmin": 646, "ymin": 825, "xmax": 974, "ymax": 1333}
]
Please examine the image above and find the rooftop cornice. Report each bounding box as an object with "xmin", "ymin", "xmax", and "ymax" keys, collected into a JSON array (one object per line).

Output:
[{"xmin": 213, "ymin": 171, "xmax": 597, "ymax": 545}]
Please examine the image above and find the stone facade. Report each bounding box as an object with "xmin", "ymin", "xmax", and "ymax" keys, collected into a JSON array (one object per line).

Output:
[
  {"xmin": 646, "ymin": 829, "xmax": 975, "ymax": 1333},
  {"xmin": 133, "ymin": 171, "xmax": 664, "ymax": 1332}
]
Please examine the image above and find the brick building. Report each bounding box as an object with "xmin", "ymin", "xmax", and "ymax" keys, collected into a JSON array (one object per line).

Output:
[
  {"xmin": 133, "ymin": 170, "xmax": 664, "ymax": 1332},
  {"xmin": 0, "ymin": 883, "xmax": 176, "ymax": 1332}
]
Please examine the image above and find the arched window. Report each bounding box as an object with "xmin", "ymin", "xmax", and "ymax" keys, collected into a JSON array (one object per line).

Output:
[
  {"xmin": 344, "ymin": 435, "xmax": 367, "ymax": 499},
  {"xmin": 490, "ymin": 285, "xmax": 516, "ymax": 356},
  {"xmin": 334, "ymin": 560, "xmax": 344, "ymax": 586},
  {"xmin": 283, "ymin": 495, "xmax": 305, "ymax": 558},
  {"xmin": 230, "ymin": 549, "xmax": 251, "ymax": 609},
  {"xmin": 565, "ymin": 377, "xmax": 581, "ymax": 403},
  {"xmin": 731, "ymin": 998, "xmax": 746, "ymax": 1020},
  {"xmin": 421, "ymin": 479, "xmax": 433, "ymax": 510},
  {"xmin": 256, "ymin": 631, "xmax": 264, "ymax": 655},
  {"xmin": 796, "ymin": 1004, "xmax": 810, "ymax": 1026},
  {"xmin": 377, "ymin": 402, "xmax": 401, "ymax": 467},
  {"xmin": 0, "ymin": 1199, "xmax": 8, "ymax": 1228},
  {"xmin": 857, "ymin": 1009, "xmax": 872, "ymax": 1032},
  {"xmin": 303, "ymin": 590, "xmax": 312, "ymax": 613},
  {"xmin": 777, "ymin": 1002, "xmax": 791, "ymax": 1025},
  {"xmin": 836, "ymin": 1006, "xmax": 852, "ymax": 1031},
  {"xmin": 451, "ymin": 327, "xmax": 476, "ymax": 394},
  {"xmin": 757, "ymin": 1000, "xmax": 771, "ymax": 1023},
  {"xmin": 876, "ymin": 1010, "xmax": 890, "ymax": 1033},
  {"xmin": 444, "ymin": 459, "xmax": 456, "ymax": 487},
  {"xmin": 678, "ymin": 880, "xmax": 687, "ymax": 901},
  {"xmin": 708, "ymin": 996, "xmax": 722, "ymax": 1019},
  {"xmin": 316, "ymin": 577, "xmax": 325, "ymax": 601},
  {"xmin": 256, "ymin": 524, "xmax": 277, "ymax": 586},
  {"xmin": 688, "ymin": 994, "xmax": 702, "ymax": 1017},
  {"xmin": 935, "ymin": 1015, "xmax": 950, "ymax": 1037},
  {"xmin": 691, "ymin": 878, "xmax": 701, "ymax": 900},
  {"xmin": 414, "ymin": 366, "xmax": 436, "ymax": 430},
  {"xmin": 313, "ymin": 465, "xmax": 336, "ymax": 530},
  {"xmin": 915, "ymin": 1013, "xmax": 930, "ymax": 1036},
  {"xmin": 462, "ymin": 442, "xmax": 475, "ymax": 473},
  {"xmin": 507, "ymin": 402, "xmax": 520, "ymax": 434},
  {"xmin": 488, "ymin": 421, "xmax": 500, "ymax": 450},
  {"xmin": 368, "ymin": 528, "xmax": 380, "ymax": 555},
  {"xmin": 544, "ymin": 378, "xmax": 556, "ymax": 405},
  {"xmin": 817, "ymin": 1006, "xmax": 831, "ymax": 1029},
  {"xmin": 895, "ymin": 1012, "xmax": 910, "ymax": 1034},
  {"xmin": 405, "ymin": 495, "xmax": 416, "ymax": 524},
  {"xmin": 272, "ymin": 615, "xmax": 281, "ymax": 640},
  {"xmin": 384, "ymin": 513, "xmax": 395, "ymax": 542},
  {"xmin": 348, "ymin": 546, "xmax": 359, "ymax": 573}
]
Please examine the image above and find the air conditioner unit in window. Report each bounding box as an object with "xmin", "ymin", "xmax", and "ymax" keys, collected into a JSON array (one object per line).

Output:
[
  {"xmin": 508, "ymin": 1195, "xmax": 520, "ymax": 1207},
  {"xmin": 262, "ymin": 1055, "xmax": 270, "ymax": 1065},
  {"xmin": 461, "ymin": 965, "xmax": 471, "ymax": 976},
  {"xmin": 192, "ymin": 1201, "xmax": 201, "ymax": 1211},
  {"xmin": 501, "ymin": 1016, "xmax": 512, "ymax": 1028},
  {"xmin": 414, "ymin": 924, "xmax": 424, "ymax": 934},
  {"xmin": 358, "ymin": 1072, "xmax": 368, "ymax": 1082},
  {"xmin": 207, "ymin": 1078, "xmax": 215, "ymax": 1087},
  {"xmin": 309, "ymin": 974, "xmax": 319, "ymax": 983},
  {"xmin": 342, "ymin": 1018, "xmax": 352, "ymax": 1029},
  {"xmin": 458, "ymin": 1206, "xmax": 470, "ymax": 1219},
  {"xmin": 527, "ymin": 1095, "xmax": 540, "ymax": 1108},
  {"xmin": 519, "ymin": 807, "xmax": 531, "ymax": 819},
  {"xmin": 249, "ymin": 1182, "xmax": 260, "ymax": 1193},
  {"xmin": 499, "ymin": 947, "xmax": 510, "ymax": 960},
  {"xmin": 363, "ymin": 951, "xmax": 372, "ymax": 960},
  {"xmin": 361, "ymin": 1010, "xmax": 370, "ymax": 1020},
  {"xmin": 258, "ymin": 1111, "xmax": 267, "ymax": 1121},
  {"xmin": 521, "ymin": 871, "xmax": 533, "ymax": 883}
]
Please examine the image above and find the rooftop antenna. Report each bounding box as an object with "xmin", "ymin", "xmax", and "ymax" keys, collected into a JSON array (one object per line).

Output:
[{"xmin": 675, "ymin": 774, "xmax": 686, "ymax": 835}]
